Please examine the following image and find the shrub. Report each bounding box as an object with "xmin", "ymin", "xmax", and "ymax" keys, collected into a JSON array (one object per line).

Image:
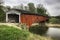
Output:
[
  {"xmin": 0, "ymin": 7, "xmax": 5, "ymax": 22},
  {"xmin": 49, "ymin": 18, "xmax": 60, "ymax": 24},
  {"xmin": 29, "ymin": 25, "xmax": 48, "ymax": 35},
  {"xmin": 0, "ymin": 25, "xmax": 29, "ymax": 40}
]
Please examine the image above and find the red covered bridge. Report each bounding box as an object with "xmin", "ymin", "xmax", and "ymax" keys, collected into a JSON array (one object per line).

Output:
[{"xmin": 6, "ymin": 9, "xmax": 48, "ymax": 27}]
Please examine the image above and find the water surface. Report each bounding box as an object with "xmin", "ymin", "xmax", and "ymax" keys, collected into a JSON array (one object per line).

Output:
[{"xmin": 46, "ymin": 28, "xmax": 60, "ymax": 40}]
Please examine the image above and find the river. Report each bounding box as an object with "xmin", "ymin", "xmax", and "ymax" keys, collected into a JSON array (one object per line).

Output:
[{"xmin": 46, "ymin": 28, "xmax": 60, "ymax": 40}]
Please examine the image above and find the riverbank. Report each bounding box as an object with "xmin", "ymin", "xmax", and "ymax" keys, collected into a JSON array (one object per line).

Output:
[
  {"xmin": 46, "ymin": 23, "xmax": 60, "ymax": 28},
  {"xmin": 0, "ymin": 23, "xmax": 60, "ymax": 28},
  {"xmin": 28, "ymin": 33, "xmax": 54, "ymax": 40},
  {"xmin": 0, "ymin": 25, "xmax": 54, "ymax": 40}
]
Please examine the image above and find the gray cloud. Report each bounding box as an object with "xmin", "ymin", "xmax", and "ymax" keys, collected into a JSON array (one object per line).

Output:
[
  {"xmin": 4, "ymin": 0, "xmax": 40, "ymax": 7},
  {"xmin": 54, "ymin": 5, "xmax": 60, "ymax": 10},
  {"xmin": 45, "ymin": 0, "xmax": 60, "ymax": 5},
  {"xmin": 44, "ymin": 0, "xmax": 60, "ymax": 16},
  {"xmin": 4, "ymin": 0, "xmax": 60, "ymax": 16}
]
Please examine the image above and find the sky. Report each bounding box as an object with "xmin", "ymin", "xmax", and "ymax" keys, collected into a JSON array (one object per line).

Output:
[{"xmin": 3, "ymin": 0, "xmax": 60, "ymax": 16}]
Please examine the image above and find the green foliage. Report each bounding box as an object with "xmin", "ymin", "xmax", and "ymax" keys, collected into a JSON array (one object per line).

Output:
[
  {"xmin": 49, "ymin": 18, "xmax": 60, "ymax": 24},
  {"xmin": 0, "ymin": 25, "xmax": 29, "ymax": 40},
  {"xmin": 24, "ymin": 6, "xmax": 28, "ymax": 11},
  {"xmin": 29, "ymin": 25, "xmax": 48, "ymax": 35},
  {"xmin": 18, "ymin": 23, "xmax": 28, "ymax": 30},
  {"xmin": 37, "ymin": 8, "xmax": 46, "ymax": 14},
  {"xmin": 28, "ymin": 3, "xmax": 35, "ymax": 13},
  {"xmin": 0, "ymin": 6, "xmax": 5, "ymax": 22},
  {"xmin": 37, "ymin": 5, "xmax": 48, "ymax": 16}
]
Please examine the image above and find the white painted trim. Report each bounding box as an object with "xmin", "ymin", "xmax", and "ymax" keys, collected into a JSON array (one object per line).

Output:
[
  {"xmin": 6, "ymin": 10, "xmax": 20, "ymax": 15},
  {"xmin": 19, "ymin": 13, "xmax": 20, "ymax": 23},
  {"xmin": 6, "ymin": 13, "xmax": 9, "ymax": 22},
  {"xmin": 6, "ymin": 10, "xmax": 21, "ymax": 23}
]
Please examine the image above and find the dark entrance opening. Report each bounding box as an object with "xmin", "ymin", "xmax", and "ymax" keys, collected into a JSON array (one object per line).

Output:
[{"xmin": 8, "ymin": 14, "xmax": 19, "ymax": 23}]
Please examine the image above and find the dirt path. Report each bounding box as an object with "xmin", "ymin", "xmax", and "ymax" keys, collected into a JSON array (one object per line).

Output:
[{"xmin": 0, "ymin": 23, "xmax": 21, "ymax": 29}]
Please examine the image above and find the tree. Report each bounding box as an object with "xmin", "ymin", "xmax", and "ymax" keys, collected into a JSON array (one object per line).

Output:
[
  {"xmin": 24, "ymin": 6, "xmax": 29, "ymax": 11},
  {"xmin": 37, "ymin": 4, "xmax": 47, "ymax": 16},
  {"xmin": 36, "ymin": 4, "xmax": 48, "ymax": 26},
  {"xmin": 49, "ymin": 18, "xmax": 60, "ymax": 24},
  {"xmin": 28, "ymin": 3, "xmax": 35, "ymax": 13},
  {"xmin": 6, "ymin": 6, "xmax": 11, "ymax": 10},
  {"xmin": 0, "ymin": 9, "xmax": 5, "ymax": 22},
  {"xmin": 0, "ymin": 0, "xmax": 5, "ymax": 22},
  {"xmin": 0, "ymin": 6, "xmax": 5, "ymax": 22}
]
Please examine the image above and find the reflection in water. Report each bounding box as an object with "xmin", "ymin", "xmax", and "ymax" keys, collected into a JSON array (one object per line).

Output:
[{"xmin": 46, "ymin": 28, "xmax": 60, "ymax": 40}]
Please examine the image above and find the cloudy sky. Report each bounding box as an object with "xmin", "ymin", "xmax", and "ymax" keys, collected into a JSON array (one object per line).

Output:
[{"xmin": 3, "ymin": 0, "xmax": 60, "ymax": 16}]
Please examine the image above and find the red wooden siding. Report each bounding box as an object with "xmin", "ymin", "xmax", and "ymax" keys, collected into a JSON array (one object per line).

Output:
[{"xmin": 20, "ymin": 14, "xmax": 47, "ymax": 28}]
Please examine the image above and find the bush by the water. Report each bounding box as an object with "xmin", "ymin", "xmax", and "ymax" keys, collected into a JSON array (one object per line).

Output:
[
  {"xmin": 29, "ymin": 25, "xmax": 48, "ymax": 35},
  {"xmin": 0, "ymin": 25, "xmax": 29, "ymax": 40}
]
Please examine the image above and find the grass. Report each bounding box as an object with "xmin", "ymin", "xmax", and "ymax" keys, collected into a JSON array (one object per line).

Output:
[
  {"xmin": 28, "ymin": 33, "xmax": 54, "ymax": 40},
  {"xmin": 0, "ymin": 25, "xmax": 54, "ymax": 40},
  {"xmin": 0, "ymin": 25, "xmax": 29, "ymax": 40}
]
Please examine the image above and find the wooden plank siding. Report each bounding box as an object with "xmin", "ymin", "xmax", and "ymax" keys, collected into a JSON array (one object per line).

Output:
[{"xmin": 20, "ymin": 14, "xmax": 47, "ymax": 28}]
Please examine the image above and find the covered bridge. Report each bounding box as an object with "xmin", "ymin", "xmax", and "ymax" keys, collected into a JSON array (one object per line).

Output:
[{"xmin": 6, "ymin": 9, "xmax": 48, "ymax": 27}]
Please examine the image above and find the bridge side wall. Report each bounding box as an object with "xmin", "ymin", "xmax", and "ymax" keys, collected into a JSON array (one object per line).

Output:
[{"xmin": 20, "ymin": 14, "xmax": 47, "ymax": 28}]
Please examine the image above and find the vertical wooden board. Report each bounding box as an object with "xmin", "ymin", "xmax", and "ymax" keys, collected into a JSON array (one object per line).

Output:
[
  {"xmin": 21, "ymin": 14, "xmax": 47, "ymax": 27},
  {"xmin": 38, "ymin": 16, "xmax": 44, "ymax": 21},
  {"xmin": 21, "ymin": 14, "xmax": 27, "ymax": 24}
]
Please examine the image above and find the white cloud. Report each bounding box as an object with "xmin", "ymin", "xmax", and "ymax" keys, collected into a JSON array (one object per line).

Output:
[{"xmin": 4, "ymin": 0, "xmax": 40, "ymax": 7}]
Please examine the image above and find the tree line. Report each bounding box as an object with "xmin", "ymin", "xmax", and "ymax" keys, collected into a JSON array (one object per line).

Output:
[
  {"xmin": 13, "ymin": 3, "xmax": 48, "ymax": 16},
  {"xmin": 49, "ymin": 16, "xmax": 60, "ymax": 24}
]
